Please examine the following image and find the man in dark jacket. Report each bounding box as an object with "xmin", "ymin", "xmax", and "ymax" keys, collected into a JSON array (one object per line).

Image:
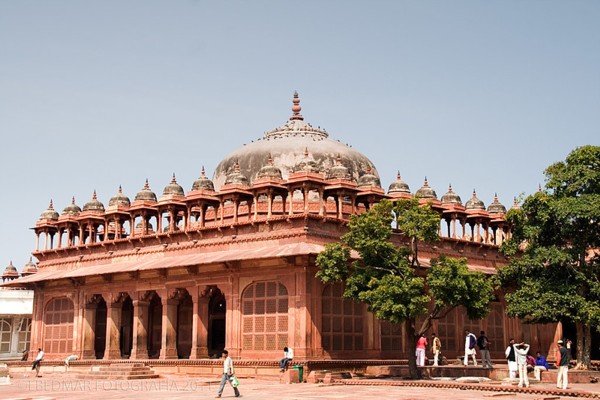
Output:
[{"xmin": 478, "ymin": 330, "xmax": 493, "ymax": 369}]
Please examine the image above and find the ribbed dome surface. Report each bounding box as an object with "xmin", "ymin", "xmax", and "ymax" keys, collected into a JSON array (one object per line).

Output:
[
  {"xmin": 191, "ymin": 167, "xmax": 215, "ymax": 192},
  {"xmin": 213, "ymin": 93, "xmax": 379, "ymax": 190},
  {"xmin": 415, "ymin": 178, "xmax": 437, "ymax": 199},
  {"xmin": 441, "ymin": 185, "xmax": 462, "ymax": 205},
  {"xmin": 465, "ymin": 190, "xmax": 485, "ymax": 210},
  {"xmin": 40, "ymin": 200, "xmax": 59, "ymax": 220},
  {"xmin": 162, "ymin": 174, "xmax": 185, "ymax": 197},
  {"xmin": 22, "ymin": 257, "xmax": 38, "ymax": 274},
  {"xmin": 257, "ymin": 155, "xmax": 283, "ymax": 180},
  {"xmin": 83, "ymin": 191, "xmax": 105, "ymax": 212},
  {"xmin": 134, "ymin": 180, "xmax": 158, "ymax": 202},
  {"xmin": 487, "ymin": 194, "xmax": 507, "ymax": 214},
  {"xmin": 62, "ymin": 197, "xmax": 82, "ymax": 216},
  {"xmin": 357, "ymin": 166, "xmax": 381, "ymax": 188},
  {"xmin": 108, "ymin": 186, "xmax": 131, "ymax": 208},
  {"xmin": 224, "ymin": 162, "xmax": 249, "ymax": 186},
  {"xmin": 3, "ymin": 261, "xmax": 18, "ymax": 277},
  {"xmin": 388, "ymin": 172, "xmax": 411, "ymax": 194}
]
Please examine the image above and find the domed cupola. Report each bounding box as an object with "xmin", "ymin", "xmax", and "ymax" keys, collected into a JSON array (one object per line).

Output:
[
  {"xmin": 293, "ymin": 148, "xmax": 320, "ymax": 173},
  {"xmin": 415, "ymin": 177, "xmax": 437, "ymax": 199},
  {"xmin": 39, "ymin": 200, "xmax": 59, "ymax": 220},
  {"xmin": 2, "ymin": 261, "xmax": 19, "ymax": 281},
  {"xmin": 224, "ymin": 162, "xmax": 249, "ymax": 186},
  {"xmin": 213, "ymin": 92, "xmax": 380, "ymax": 189},
  {"xmin": 465, "ymin": 190, "xmax": 485, "ymax": 210},
  {"xmin": 134, "ymin": 179, "xmax": 158, "ymax": 202},
  {"xmin": 21, "ymin": 257, "xmax": 38, "ymax": 276},
  {"xmin": 387, "ymin": 172, "xmax": 411, "ymax": 194},
  {"xmin": 327, "ymin": 155, "xmax": 352, "ymax": 181},
  {"xmin": 511, "ymin": 196, "xmax": 520, "ymax": 210},
  {"xmin": 191, "ymin": 166, "xmax": 215, "ymax": 192},
  {"xmin": 61, "ymin": 196, "xmax": 82, "ymax": 216},
  {"xmin": 487, "ymin": 193, "xmax": 507, "ymax": 214},
  {"xmin": 257, "ymin": 154, "xmax": 283, "ymax": 180},
  {"xmin": 108, "ymin": 185, "xmax": 131, "ymax": 208},
  {"xmin": 357, "ymin": 166, "xmax": 381, "ymax": 188},
  {"xmin": 161, "ymin": 174, "xmax": 185, "ymax": 197},
  {"xmin": 440, "ymin": 184, "xmax": 462, "ymax": 205},
  {"xmin": 108, "ymin": 186, "xmax": 131, "ymax": 208},
  {"xmin": 83, "ymin": 190, "xmax": 105, "ymax": 212}
]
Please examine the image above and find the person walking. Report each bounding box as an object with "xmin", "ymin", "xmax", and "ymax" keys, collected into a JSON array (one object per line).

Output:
[
  {"xmin": 279, "ymin": 346, "xmax": 294, "ymax": 372},
  {"xmin": 477, "ymin": 330, "xmax": 493, "ymax": 369},
  {"xmin": 431, "ymin": 333, "xmax": 442, "ymax": 366},
  {"xmin": 556, "ymin": 339, "xmax": 570, "ymax": 390},
  {"xmin": 513, "ymin": 342, "xmax": 530, "ymax": 388},
  {"xmin": 31, "ymin": 348, "xmax": 44, "ymax": 377},
  {"xmin": 534, "ymin": 351, "xmax": 549, "ymax": 381},
  {"xmin": 415, "ymin": 333, "xmax": 427, "ymax": 367},
  {"xmin": 505, "ymin": 338, "xmax": 517, "ymax": 379},
  {"xmin": 216, "ymin": 350, "xmax": 240, "ymax": 398},
  {"xmin": 464, "ymin": 329, "xmax": 477, "ymax": 366}
]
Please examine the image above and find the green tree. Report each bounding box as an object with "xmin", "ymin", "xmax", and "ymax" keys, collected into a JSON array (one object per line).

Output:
[
  {"xmin": 499, "ymin": 145, "xmax": 600, "ymax": 369},
  {"xmin": 316, "ymin": 199, "xmax": 496, "ymax": 379}
]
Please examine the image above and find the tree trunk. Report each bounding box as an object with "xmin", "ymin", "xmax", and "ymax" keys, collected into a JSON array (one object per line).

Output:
[
  {"xmin": 405, "ymin": 319, "xmax": 420, "ymax": 379},
  {"xmin": 575, "ymin": 322, "xmax": 591, "ymax": 370}
]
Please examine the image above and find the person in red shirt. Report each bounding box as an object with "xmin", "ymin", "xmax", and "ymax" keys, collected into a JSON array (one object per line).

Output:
[{"xmin": 416, "ymin": 333, "xmax": 428, "ymax": 367}]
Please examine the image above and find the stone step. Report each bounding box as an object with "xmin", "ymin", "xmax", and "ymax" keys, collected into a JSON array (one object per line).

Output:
[
  {"xmin": 76, "ymin": 373, "xmax": 160, "ymax": 380},
  {"xmin": 92, "ymin": 370, "xmax": 156, "ymax": 376},
  {"xmin": 109, "ymin": 363, "xmax": 146, "ymax": 368},
  {"xmin": 97, "ymin": 366, "xmax": 153, "ymax": 372}
]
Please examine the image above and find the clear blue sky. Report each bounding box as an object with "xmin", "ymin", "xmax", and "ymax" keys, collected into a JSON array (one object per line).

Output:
[{"xmin": 1, "ymin": 1, "xmax": 598, "ymax": 271}]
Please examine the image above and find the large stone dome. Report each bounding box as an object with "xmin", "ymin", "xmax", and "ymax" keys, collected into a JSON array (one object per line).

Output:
[{"xmin": 213, "ymin": 92, "xmax": 380, "ymax": 190}]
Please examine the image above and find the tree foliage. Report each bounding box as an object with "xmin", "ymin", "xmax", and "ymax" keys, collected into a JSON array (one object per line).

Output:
[
  {"xmin": 316, "ymin": 198, "xmax": 496, "ymax": 378},
  {"xmin": 499, "ymin": 145, "xmax": 600, "ymax": 369}
]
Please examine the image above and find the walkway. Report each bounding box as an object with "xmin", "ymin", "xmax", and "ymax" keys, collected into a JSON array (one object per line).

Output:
[{"xmin": 2, "ymin": 372, "xmax": 600, "ymax": 400}]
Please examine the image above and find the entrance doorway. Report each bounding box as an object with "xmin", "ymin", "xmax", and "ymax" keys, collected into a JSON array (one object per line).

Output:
[
  {"xmin": 208, "ymin": 289, "xmax": 226, "ymax": 357},
  {"xmin": 176, "ymin": 290, "xmax": 193, "ymax": 358},
  {"xmin": 147, "ymin": 293, "xmax": 162, "ymax": 359},
  {"xmin": 120, "ymin": 296, "xmax": 133, "ymax": 358},
  {"xmin": 94, "ymin": 297, "xmax": 107, "ymax": 359}
]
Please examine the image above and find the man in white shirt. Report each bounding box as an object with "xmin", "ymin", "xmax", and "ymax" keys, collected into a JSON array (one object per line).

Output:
[
  {"xmin": 280, "ymin": 346, "xmax": 294, "ymax": 372},
  {"xmin": 464, "ymin": 330, "xmax": 477, "ymax": 366},
  {"xmin": 216, "ymin": 349, "xmax": 240, "ymax": 398},
  {"xmin": 31, "ymin": 348, "xmax": 44, "ymax": 377}
]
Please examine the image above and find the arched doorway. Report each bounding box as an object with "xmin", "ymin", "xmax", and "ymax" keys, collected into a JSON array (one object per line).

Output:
[
  {"xmin": 120, "ymin": 296, "xmax": 133, "ymax": 358},
  {"xmin": 147, "ymin": 293, "xmax": 162, "ymax": 359},
  {"xmin": 94, "ymin": 297, "xmax": 107, "ymax": 359},
  {"xmin": 208, "ymin": 289, "xmax": 226, "ymax": 357},
  {"xmin": 176, "ymin": 290, "xmax": 193, "ymax": 359}
]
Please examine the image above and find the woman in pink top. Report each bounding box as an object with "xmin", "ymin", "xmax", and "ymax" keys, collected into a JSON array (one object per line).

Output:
[{"xmin": 416, "ymin": 333, "xmax": 428, "ymax": 367}]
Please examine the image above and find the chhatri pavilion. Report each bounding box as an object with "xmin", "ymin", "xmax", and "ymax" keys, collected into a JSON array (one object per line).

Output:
[{"xmin": 3, "ymin": 93, "xmax": 557, "ymax": 363}]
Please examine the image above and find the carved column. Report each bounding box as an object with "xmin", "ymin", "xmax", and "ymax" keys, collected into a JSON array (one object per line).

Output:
[
  {"xmin": 82, "ymin": 297, "xmax": 98, "ymax": 359},
  {"xmin": 159, "ymin": 295, "xmax": 178, "ymax": 359},
  {"xmin": 190, "ymin": 286, "xmax": 209, "ymax": 359},
  {"xmin": 104, "ymin": 295, "xmax": 122, "ymax": 360},
  {"xmin": 130, "ymin": 299, "xmax": 149, "ymax": 359}
]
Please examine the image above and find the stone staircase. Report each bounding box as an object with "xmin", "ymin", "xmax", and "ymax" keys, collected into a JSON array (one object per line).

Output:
[{"xmin": 77, "ymin": 363, "xmax": 159, "ymax": 380}]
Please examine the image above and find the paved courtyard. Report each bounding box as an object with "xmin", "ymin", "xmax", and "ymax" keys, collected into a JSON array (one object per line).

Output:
[{"xmin": 2, "ymin": 372, "xmax": 600, "ymax": 400}]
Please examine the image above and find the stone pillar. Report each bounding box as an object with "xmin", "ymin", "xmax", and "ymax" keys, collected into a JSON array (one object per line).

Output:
[
  {"xmin": 104, "ymin": 299, "xmax": 122, "ymax": 360},
  {"xmin": 189, "ymin": 287, "xmax": 209, "ymax": 359},
  {"xmin": 130, "ymin": 299, "xmax": 149, "ymax": 359},
  {"xmin": 159, "ymin": 297, "xmax": 178, "ymax": 359},
  {"xmin": 82, "ymin": 303, "xmax": 97, "ymax": 359}
]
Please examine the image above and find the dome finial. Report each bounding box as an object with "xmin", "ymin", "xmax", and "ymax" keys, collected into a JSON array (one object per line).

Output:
[
  {"xmin": 118, "ymin": 185, "xmax": 123, "ymax": 194},
  {"xmin": 201, "ymin": 166, "xmax": 206, "ymax": 177},
  {"xmin": 290, "ymin": 91, "xmax": 304, "ymax": 121},
  {"xmin": 71, "ymin": 196, "xmax": 76, "ymax": 205},
  {"xmin": 92, "ymin": 190, "xmax": 97, "ymax": 200},
  {"xmin": 171, "ymin": 173, "xmax": 177, "ymax": 183}
]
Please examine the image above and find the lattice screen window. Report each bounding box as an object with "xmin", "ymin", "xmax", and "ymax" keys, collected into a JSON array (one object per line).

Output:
[
  {"xmin": 321, "ymin": 283, "xmax": 364, "ymax": 352},
  {"xmin": 242, "ymin": 281, "xmax": 288, "ymax": 351},
  {"xmin": 43, "ymin": 298, "xmax": 74, "ymax": 354},
  {"xmin": 436, "ymin": 307, "xmax": 456, "ymax": 352},
  {"xmin": 18, "ymin": 318, "xmax": 31, "ymax": 352},
  {"xmin": 380, "ymin": 320, "xmax": 403, "ymax": 352},
  {"xmin": 485, "ymin": 302, "xmax": 504, "ymax": 351},
  {"xmin": 0, "ymin": 318, "xmax": 11, "ymax": 353}
]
